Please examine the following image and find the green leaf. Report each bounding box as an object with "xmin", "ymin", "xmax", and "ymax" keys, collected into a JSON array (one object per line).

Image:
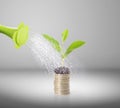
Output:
[
  {"xmin": 42, "ymin": 34, "xmax": 61, "ymax": 52},
  {"xmin": 62, "ymin": 29, "xmax": 69, "ymax": 42},
  {"xmin": 64, "ymin": 40, "xmax": 85, "ymax": 58}
]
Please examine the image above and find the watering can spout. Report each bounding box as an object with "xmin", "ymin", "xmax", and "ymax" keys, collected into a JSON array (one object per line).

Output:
[{"xmin": 0, "ymin": 22, "xmax": 29, "ymax": 48}]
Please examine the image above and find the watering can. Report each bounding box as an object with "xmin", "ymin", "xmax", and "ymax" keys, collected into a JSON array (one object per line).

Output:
[{"xmin": 0, "ymin": 22, "xmax": 29, "ymax": 48}]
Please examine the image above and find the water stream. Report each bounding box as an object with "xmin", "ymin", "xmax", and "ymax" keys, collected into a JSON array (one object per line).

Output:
[{"xmin": 26, "ymin": 32, "xmax": 71, "ymax": 72}]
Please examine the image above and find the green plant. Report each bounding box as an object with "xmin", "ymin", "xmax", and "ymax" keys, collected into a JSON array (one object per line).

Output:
[{"xmin": 42, "ymin": 29, "xmax": 85, "ymax": 66}]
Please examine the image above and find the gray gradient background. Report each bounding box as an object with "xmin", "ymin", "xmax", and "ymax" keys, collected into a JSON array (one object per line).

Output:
[
  {"xmin": 0, "ymin": 0, "xmax": 120, "ymax": 70},
  {"xmin": 0, "ymin": 0, "xmax": 120, "ymax": 108}
]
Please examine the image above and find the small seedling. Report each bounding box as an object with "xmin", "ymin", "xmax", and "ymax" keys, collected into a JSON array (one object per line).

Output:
[{"xmin": 42, "ymin": 29, "xmax": 85, "ymax": 72}]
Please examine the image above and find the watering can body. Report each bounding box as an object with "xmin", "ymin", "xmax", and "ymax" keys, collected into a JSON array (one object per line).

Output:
[{"xmin": 0, "ymin": 22, "xmax": 29, "ymax": 48}]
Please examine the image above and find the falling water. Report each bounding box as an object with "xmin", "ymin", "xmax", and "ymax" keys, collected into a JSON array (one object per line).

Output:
[{"xmin": 26, "ymin": 33, "xmax": 71, "ymax": 72}]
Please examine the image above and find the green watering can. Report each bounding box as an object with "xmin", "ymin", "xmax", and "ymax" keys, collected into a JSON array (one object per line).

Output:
[{"xmin": 0, "ymin": 22, "xmax": 29, "ymax": 48}]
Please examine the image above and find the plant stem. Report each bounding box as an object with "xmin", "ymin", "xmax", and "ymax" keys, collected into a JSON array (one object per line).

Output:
[
  {"xmin": 61, "ymin": 58, "xmax": 64, "ymax": 66},
  {"xmin": 61, "ymin": 39, "xmax": 65, "ymax": 66}
]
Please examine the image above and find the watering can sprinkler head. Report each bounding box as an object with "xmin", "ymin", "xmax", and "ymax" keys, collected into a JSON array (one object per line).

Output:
[{"xmin": 0, "ymin": 22, "xmax": 29, "ymax": 48}]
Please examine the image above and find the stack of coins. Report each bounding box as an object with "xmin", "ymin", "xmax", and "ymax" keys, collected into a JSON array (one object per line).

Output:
[{"xmin": 54, "ymin": 73, "xmax": 70, "ymax": 95}]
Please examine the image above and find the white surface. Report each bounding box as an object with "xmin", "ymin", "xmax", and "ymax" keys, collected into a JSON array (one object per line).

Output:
[{"xmin": 0, "ymin": 70, "xmax": 119, "ymax": 106}]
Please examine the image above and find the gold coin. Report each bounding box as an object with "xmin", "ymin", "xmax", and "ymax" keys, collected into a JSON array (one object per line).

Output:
[{"xmin": 54, "ymin": 73, "xmax": 70, "ymax": 95}]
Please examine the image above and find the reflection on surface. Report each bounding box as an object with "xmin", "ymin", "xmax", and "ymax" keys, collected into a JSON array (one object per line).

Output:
[{"xmin": 0, "ymin": 70, "xmax": 120, "ymax": 107}]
